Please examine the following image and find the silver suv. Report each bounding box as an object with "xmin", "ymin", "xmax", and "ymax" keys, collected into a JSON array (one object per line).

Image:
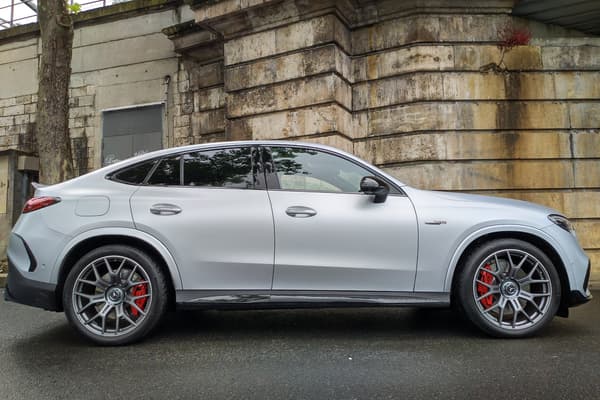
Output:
[{"xmin": 5, "ymin": 141, "xmax": 592, "ymax": 345}]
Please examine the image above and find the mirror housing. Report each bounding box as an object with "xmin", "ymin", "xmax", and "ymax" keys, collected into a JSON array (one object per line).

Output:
[{"xmin": 360, "ymin": 176, "xmax": 390, "ymax": 203}]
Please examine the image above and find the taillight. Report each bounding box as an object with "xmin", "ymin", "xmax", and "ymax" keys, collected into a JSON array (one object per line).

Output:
[{"xmin": 22, "ymin": 197, "xmax": 61, "ymax": 213}]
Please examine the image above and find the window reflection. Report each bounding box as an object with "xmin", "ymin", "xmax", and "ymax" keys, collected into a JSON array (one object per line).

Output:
[{"xmin": 183, "ymin": 148, "xmax": 254, "ymax": 189}]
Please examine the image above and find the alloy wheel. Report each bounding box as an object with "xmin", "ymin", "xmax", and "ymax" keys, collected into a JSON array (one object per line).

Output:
[
  {"xmin": 72, "ymin": 255, "xmax": 152, "ymax": 337},
  {"xmin": 472, "ymin": 249, "xmax": 552, "ymax": 331}
]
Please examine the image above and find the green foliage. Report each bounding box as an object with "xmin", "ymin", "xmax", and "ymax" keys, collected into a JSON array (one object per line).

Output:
[{"xmin": 67, "ymin": 2, "xmax": 81, "ymax": 13}]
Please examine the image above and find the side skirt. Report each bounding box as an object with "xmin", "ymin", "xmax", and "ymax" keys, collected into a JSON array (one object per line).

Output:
[{"xmin": 175, "ymin": 290, "xmax": 450, "ymax": 310}]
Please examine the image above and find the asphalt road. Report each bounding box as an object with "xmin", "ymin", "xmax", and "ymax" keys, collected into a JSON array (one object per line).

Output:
[{"xmin": 1, "ymin": 289, "xmax": 599, "ymax": 400}]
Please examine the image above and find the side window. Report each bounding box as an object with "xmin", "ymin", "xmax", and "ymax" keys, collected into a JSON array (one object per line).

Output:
[
  {"xmin": 111, "ymin": 160, "xmax": 157, "ymax": 184},
  {"xmin": 270, "ymin": 147, "xmax": 371, "ymax": 193},
  {"xmin": 147, "ymin": 156, "xmax": 181, "ymax": 185},
  {"xmin": 183, "ymin": 147, "xmax": 254, "ymax": 189}
]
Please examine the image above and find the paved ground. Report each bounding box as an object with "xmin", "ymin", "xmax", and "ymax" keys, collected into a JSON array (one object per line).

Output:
[{"xmin": 0, "ymin": 289, "xmax": 598, "ymax": 400}]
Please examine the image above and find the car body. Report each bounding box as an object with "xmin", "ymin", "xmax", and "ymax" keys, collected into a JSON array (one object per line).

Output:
[{"xmin": 4, "ymin": 141, "xmax": 592, "ymax": 344}]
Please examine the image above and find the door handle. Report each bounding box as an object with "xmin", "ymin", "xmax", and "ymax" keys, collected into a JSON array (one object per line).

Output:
[
  {"xmin": 150, "ymin": 203, "xmax": 182, "ymax": 216},
  {"xmin": 285, "ymin": 206, "xmax": 317, "ymax": 218}
]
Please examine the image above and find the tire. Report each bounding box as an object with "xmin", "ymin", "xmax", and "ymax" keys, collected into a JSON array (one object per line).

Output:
[
  {"xmin": 455, "ymin": 238, "xmax": 561, "ymax": 338},
  {"xmin": 63, "ymin": 245, "xmax": 169, "ymax": 345}
]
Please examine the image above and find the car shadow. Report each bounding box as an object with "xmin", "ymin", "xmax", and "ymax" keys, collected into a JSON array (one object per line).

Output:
[{"xmin": 153, "ymin": 306, "xmax": 481, "ymax": 341}]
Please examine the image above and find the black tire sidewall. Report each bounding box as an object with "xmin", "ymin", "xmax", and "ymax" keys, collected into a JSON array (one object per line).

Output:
[
  {"xmin": 63, "ymin": 244, "xmax": 168, "ymax": 345},
  {"xmin": 456, "ymin": 238, "xmax": 561, "ymax": 338}
]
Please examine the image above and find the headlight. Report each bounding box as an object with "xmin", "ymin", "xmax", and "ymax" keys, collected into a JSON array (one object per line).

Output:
[{"xmin": 548, "ymin": 214, "xmax": 575, "ymax": 234}]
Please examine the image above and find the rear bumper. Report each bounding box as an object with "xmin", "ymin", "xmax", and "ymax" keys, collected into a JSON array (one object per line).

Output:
[{"xmin": 4, "ymin": 258, "xmax": 60, "ymax": 311}]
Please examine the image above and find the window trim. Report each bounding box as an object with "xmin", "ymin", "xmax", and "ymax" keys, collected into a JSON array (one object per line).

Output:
[{"xmin": 262, "ymin": 144, "xmax": 405, "ymax": 196}]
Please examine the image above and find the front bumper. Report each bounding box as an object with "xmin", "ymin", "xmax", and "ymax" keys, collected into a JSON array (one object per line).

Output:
[
  {"xmin": 4, "ymin": 258, "xmax": 60, "ymax": 311},
  {"xmin": 567, "ymin": 260, "xmax": 593, "ymax": 307}
]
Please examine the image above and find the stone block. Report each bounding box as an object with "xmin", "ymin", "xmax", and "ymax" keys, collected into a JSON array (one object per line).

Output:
[
  {"xmin": 0, "ymin": 44, "xmax": 37, "ymax": 65},
  {"xmin": 227, "ymin": 74, "xmax": 351, "ymax": 118},
  {"xmin": 475, "ymin": 190, "xmax": 600, "ymax": 219},
  {"xmin": 194, "ymin": 87, "xmax": 225, "ymax": 112},
  {"xmin": 174, "ymin": 115, "xmax": 191, "ymax": 128},
  {"xmin": 454, "ymin": 45, "xmax": 543, "ymax": 71},
  {"xmin": 0, "ymin": 98, "xmax": 17, "ymax": 108},
  {"xmin": 225, "ymin": 14, "xmax": 349, "ymax": 65},
  {"xmin": 191, "ymin": 109, "xmax": 226, "ymax": 135},
  {"xmin": 69, "ymin": 106, "xmax": 94, "ymax": 119},
  {"xmin": 194, "ymin": 0, "xmax": 271, "ymax": 23},
  {"xmin": 23, "ymin": 103, "xmax": 36, "ymax": 115},
  {"xmin": 367, "ymin": 101, "xmax": 569, "ymax": 136},
  {"xmin": 542, "ymin": 45, "xmax": 600, "ymax": 70},
  {"xmin": 174, "ymin": 126, "xmax": 192, "ymax": 139},
  {"xmin": 355, "ymin": 131, "xmax": 571, "ymax": 165},
  {"xmin": 574, "ymin": 160, "xmax": 600, "ymax": 188},
  {"xmin": 572, "ymin": 220, "xmax": 600, "ymax": 249},
  {"xmin": 301, "ymin": 134, "xmax": 354, "ymax": 154},
  {"xmin": 2, "ymin": 104, "xmax": 24, "ymax": 116},
  {"xmin": 225, "ymin": 45, "xmax": 348, "ymax": 91},
  {"xmin": 354, "ymin": 45, "xmax": 454, "ymax": 82},
  {"xmin": 554, "ymin": 72, "xmax": 600, "ymax": 99},
  {"xmin": 71, "ymin": 33, "xmax": 175, "ymax": 73},
  {"xmin": 0, "ymin": 59, "xmax": 38, "ymax": 99},
  {"xmin": 77, "ymin": 10, "xmax": 178, "ymax": 47},
  {"xmin": 15, "ymin": 95, "xmax": 32, "ymax": 104},
  {"xmin": 185, "ymin": 60, "xmax": 224, "ymax": 90},
  {"xmin": 352, "ymin": 15, "xmax": 441, "ymax": 54},
  {"xmin": 353, "ymin": 73, "xmax": 444, "ymax": 110},
  {"xmin": 383, "ymin": 160, "xmax": 574, "ymax": 191},
  {"xmin": 437, "ymin": 14, "xmax": 510, "ymax": 42},
  {"xmin": 569, "ymin": 103, "xmax": 600, "ymax": 129},
  {"xmin": 13, "ymin": 115, "xmax": 29, "ymax": 125},
  {"xmin": 227, "ymin": 103, "xmax": 354, "ymax": 141},
  {"xmin": 0, "ymin": 116, "xmax": 14, "ymax": 127},
  {"xmin": 572, "ymin": 130, "xmax": 600, "ymax": 158},
  {"xmin": 77, "ymin": 95, "xmax": 95, "ymax": 107},
  {"xmin": 71, "ymin": 87, "xmax": 88, "ymax": 97}
]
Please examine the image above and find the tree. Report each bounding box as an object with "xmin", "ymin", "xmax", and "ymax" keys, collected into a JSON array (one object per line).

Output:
[{"xmin": 35, "ymin": 0, "xmax": 75, "ymax": 184}]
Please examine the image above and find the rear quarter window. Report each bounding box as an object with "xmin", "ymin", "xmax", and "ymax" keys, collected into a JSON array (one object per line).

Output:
[{"xmin": 111, "ymin": 160, "xmax": 157, "ymax": 184}]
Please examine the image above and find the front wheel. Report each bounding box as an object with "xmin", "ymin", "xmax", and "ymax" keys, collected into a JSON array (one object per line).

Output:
[
  {"xmin": 63, "ymin": 245, "xmax": 169, "ymax": 345},
  {"xmin": 455, "ymin": 239, "xmax": 561, "ymax": 338}
]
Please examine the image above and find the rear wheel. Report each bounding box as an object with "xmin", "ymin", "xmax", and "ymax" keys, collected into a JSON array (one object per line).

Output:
[
  {"xmin": 63, "ymin": 245, "xmax": 168, "ymax": 345},
  {"xmin": 456, "ymin": 238, "xmax": 561, "ymax": 337}
]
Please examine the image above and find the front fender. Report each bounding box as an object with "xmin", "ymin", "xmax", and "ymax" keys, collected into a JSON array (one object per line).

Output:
[
  {"xmin": 50, "ymin": 227, "xmax": 183, "ymax": 290},
  {"xmin": 442, "ymin": 224, "xmax": 573, "ymax": 292}
]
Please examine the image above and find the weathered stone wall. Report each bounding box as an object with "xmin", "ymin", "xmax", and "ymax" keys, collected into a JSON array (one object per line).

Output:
[{"xmin": 183, "ymin": 0, "xmax": 600, "ymax": 283}]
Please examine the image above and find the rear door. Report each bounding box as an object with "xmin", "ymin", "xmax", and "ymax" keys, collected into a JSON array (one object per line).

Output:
[
  {"xmin": 265, "ymin": 145, "xmax": 418, "ymax": 293},
  {"xmin": 129, "ymin": 146, "xmax": 275, "ymax": 290}
]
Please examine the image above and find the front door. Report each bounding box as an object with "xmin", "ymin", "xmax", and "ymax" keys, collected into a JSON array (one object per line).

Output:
[{"xmin": 266, "ymin": 146, "xmax": 418, "ymax": 293}]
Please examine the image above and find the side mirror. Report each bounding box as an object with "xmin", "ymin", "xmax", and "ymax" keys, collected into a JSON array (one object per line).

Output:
[{"xmin": 360, "ymin": 176, "xmax": 389, "ymax": 204}]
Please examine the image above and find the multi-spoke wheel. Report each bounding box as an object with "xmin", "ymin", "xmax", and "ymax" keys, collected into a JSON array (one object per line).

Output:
[
  {"xmin": 456, "ymin": 239, "xmax": 561, "ymax": 337},
  {"xmin": 63, "ymin": 245, "xmax": 168, "ymax": 345}
]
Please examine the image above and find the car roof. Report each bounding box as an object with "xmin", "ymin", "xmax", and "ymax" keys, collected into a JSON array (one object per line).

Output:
[{"xmin": 57, "ymin": 140, "xmax": 407, "ymax": 189}]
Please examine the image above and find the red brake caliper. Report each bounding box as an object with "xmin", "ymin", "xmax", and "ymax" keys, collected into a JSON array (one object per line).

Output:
[
  {"xmin": 130, "ymin": 283, "xmax": 148, "ymax": 317},
  {"xmin": 476, "ymin": 264, "xmax": 495, "ymax": 309}
]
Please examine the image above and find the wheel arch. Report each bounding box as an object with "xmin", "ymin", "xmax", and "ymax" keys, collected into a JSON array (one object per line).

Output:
[
  {"xmin": 54, "ymin": 229, "xmax": 182, "ymax": 311},
  {"xmin": 446, "ymin": 228, "xmax": 571, "ymax": 317}
]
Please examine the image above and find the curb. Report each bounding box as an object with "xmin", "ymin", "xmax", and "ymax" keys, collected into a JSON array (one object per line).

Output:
[{"xmin": 0, "ymin": 273, "xmax": 6, "ymax": 289}]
